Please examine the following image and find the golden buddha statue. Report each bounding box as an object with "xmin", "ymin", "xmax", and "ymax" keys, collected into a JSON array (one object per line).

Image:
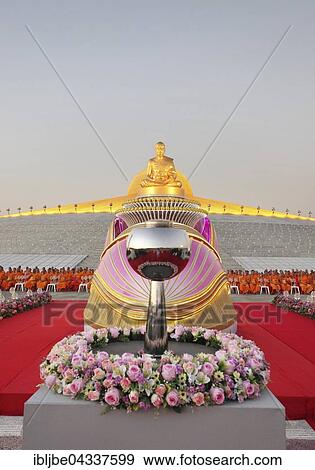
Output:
[{"xmin": 141, "ymin": 142, "xmax": 182, "ymax": 188}]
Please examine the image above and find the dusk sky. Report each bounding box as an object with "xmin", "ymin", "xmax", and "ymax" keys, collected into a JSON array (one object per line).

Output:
[{"xmin": 1, "ymin": 0, "xmax": 314, "ymax": 215}]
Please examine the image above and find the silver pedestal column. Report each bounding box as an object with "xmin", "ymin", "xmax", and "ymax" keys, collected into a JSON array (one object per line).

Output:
[
  {"xmin": 126, "ymin": 222, "xmax": 191, "ymax": 358},
  {"xmin": 144, "ymin": 280, "xmax": 168, "ymax": 356}
]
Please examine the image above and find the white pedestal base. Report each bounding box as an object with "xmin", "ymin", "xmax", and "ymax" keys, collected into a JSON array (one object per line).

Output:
[{"xmin": 23, "ymin": 387, "xmax": 285, "ymax": 449}]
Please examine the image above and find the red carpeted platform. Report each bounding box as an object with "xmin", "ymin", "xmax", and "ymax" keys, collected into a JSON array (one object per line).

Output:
[
  {"xmin": 0, "ymin": 300, "xmax": 85, "ymax": 416},
  {"xmin": 235, "ymin": 302, "xmax": 315, "ymax": 428},
  {"xmin": 1, "ymin": 300, "xmax": 315, "ymax": 429}
]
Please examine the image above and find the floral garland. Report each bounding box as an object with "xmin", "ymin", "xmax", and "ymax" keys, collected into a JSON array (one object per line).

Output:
[
  {"xmin": 40, "ymin": 326, "xmax": 270, "ymax": 412},
  {"xmin": 272, "ymin": 293, "xmax": 315, "ymax": 319},
  {"xmin": 0, "ymin": 292, "xmax": 52, "ymax": 320}
]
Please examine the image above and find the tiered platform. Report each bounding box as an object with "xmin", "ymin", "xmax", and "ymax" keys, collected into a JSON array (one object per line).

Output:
[{"xmin": 0, "ymin": 213, "xmax": 313, "ymax": 270}]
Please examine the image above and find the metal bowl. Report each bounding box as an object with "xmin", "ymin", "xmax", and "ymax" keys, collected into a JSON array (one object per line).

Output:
[{"xmin": 126, "ymin": 223, "xmax": 191, "ymax": 281}]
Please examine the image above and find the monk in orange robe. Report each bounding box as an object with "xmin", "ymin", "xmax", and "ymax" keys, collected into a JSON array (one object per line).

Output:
[
  {"xmin": 1, "ymin": 268, "xmax": 16, "ymax": 290},
  {"xmin": 37, "ymin": 269, "xmax": 49, "ymax": 290},
  {"xmin": 69, "ymin": 268, "xmax": 82, "ymax": 291},
  {"xmin": 270, "ymin": 271, "xmax": 281, "ymax": 294},
  {"xmin": 280, "ymin": 273, "xmax": 291, "ymax": 293},
  {"xmin": 260, "ymin": 272, "xmax": 271, "ymax": 290},
  {"xmin": 87, "ymin": 269, "xmax": 94, "ymax": 291},
  {"xmin": 249, "ymin": 271, "xmax": 260, "ymax": 294},
  {"xmin": 65, "ymin": 268, "xmax": 74, "ymax": 288},
  {"xmin": 56, "ymin": 269, "xmax": 69, "ymax": 291},
  {"xmin": 44, "ymin": 268, "xmax": 54, "ymax": 287},
  {"xmin": 25, "ymin": 269, "xmax": 40, "ymax": 291},
  {"xmin": 14, "ymin": 267, "xmax": 23, "ymax": 283},
  {"xmin": 0, "ymin": 266, "xmax": 6, "ymax": 289},
  {"xmin": 227, "ymin": 271, "xmax": 234, "ymax": 285},
  {"xmin": 49, "ymin": 269, "xmax": 59, "ymax": 285},
  {"xmin": 300, "ymin": 271, "xmax": 313, "ymax": 294},
  {"xmin": 239, "ymin": 271, "xmax": 250, "ymax": 294}
]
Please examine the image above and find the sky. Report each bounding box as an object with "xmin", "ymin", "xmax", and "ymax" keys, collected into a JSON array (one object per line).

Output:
[{"xmin": 0, "ymin": 0, "xmax": 314, "ymax": 215}]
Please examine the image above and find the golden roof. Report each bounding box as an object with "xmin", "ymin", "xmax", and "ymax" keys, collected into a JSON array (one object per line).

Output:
[{"xmin": 0, "ymin": 142, "xmax": 314, "ymax": 221}]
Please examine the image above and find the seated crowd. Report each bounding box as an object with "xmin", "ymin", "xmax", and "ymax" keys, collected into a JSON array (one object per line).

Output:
[
  {"xmin": 0, "ymin": 266, "xmax": 94, "ymax": 292},
  {"xmin": 227, "ymin": 269, "xmax": 315, "ymax": 295},
  {"xmin": 0, "ymin": 267, "xmax": 314, "ymax": 295}
]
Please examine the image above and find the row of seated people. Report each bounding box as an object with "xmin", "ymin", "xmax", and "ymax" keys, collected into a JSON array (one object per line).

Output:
[
  {"xmin": 0, "ymin": 266, "xmax": 94, "ymax": 292},
  {"xmin": 227, "ymin": 269, "xmax": 315, "ymax": 295}
]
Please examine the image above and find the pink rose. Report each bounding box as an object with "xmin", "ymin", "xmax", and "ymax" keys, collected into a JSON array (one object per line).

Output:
[
  {"xmin": 96, "ymin": 351, "xmax": 109, "ymax": 362},
  {"xmin": 93, "ymin": 368, "xmax": 106, "ymax": 380},
  {"xmin": 86, "ymin": 354, "xmax": 96, "ymax": 366},
  {"xmin": 215, "ymin": 350, "xmax": 227, "ymax": 361},
  {"xmin": 225, "ymin": 386, "xmax": 234, "ymax": 399},
  {"xmin": 161, "ymin": 363, "xmax": 177, "ymax": 382},
  {"xmin": 224, "ymin": 359, "xmax": 235, "ymax": 374},
  {"xmin": 45, "ymin": 374, "xmax": 56, "ymax": 388},
  {"xmin": 122, "ymin": 352, "xmax": 134, "ymax": 363},
  {"xmin": 203, "ymin": 329, "xmax": 215, "ymax": 341},
  {"xmin": 143, "ymin": 360, "xmax": 153, "ymax": 372},
  {"xmin": 64, "ymin": 368, "xmax": 75, "ymax": 379},
  {"xmin": 191, "ymin": 326, "xmax": 202, "ymax": 337},
  {"xmin": 183, "ymin": 361, "xmax": 196, "ymax": 375},
  {"xmin": 170, "ymin": 324, "xmax": 185, "ymax": 339},
  {"xmin": 175, "ymin": 324, "xmax": 185, "ymax": 336},
  {"xmin": 210, "ymin": 387, "xmax": 225, "ymax": 405},
  {"xmin": 63, "ymin": 385, "xmax": 73, "ymax": 396},
  {"xmin": 96, "ymin": 328, "xmax": 108, "ymax": 338},
  {"xmin": 102, "ymin": 360, "xmax": 113, "ymax": 372},
  {"xmin": 182, "ymin": 353, "xmax": 193, "ymax": 362},
  {"xmin": 243, "ymin": 381, "xmax": 255, "ymax": 396},
  {"xmin": 155, "ymin": 384, "xmax": 166, "ymax": 397},
  {"xmin": 129, "ymin": 390, "xmax": 139, "ymax": 404},
  {"xmin": 69, "ymin": 379, "xmax": 83, "ymax": 394},
  {"xmin": 166, "ymin": 390, "xmax": 179, "ymax": 407},
  {"xmin": 202, "ymin": 362, "xmax": 215, "ymax": 376},
  {"xmin": 120, "ymin": 377, "xmax": 131, "ymax": 391},
  {"xmin": 127, "ymin": 364, "xmax": 141, "ymax": 382},
  {"xmin": 87, "ymin": 390, "xmax": 100, "ymax": 401},
  {"xmin": 84, "ymin": 330, "xmax": 94, "ymax": 343},
  {"xmin": 109, "ymin": 327, "xmax": 120, "ymax": 338},
  {"xmin": 192, "ymin": 392, "xmax": 205, "ymax": 406},
  {"xmin": 71, "ymin": 354, "xmax": 82, "ymax": 367},
  {"xmin": 103, "ymin": 378, "xmax": 114, "ymax": 388},
  {"xmin": 247, "ymin": 358, "xmax": 261, "ymax": 370},
  {"xmin": 151, "ymin": 393, "xmax": 163, "ymax": 408},
  {"xmin": 104, "ymin": 387, "xmax": 120, "ymax": 406}
]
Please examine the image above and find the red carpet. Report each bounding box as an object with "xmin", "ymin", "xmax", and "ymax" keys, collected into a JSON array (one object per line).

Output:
[
  {"xmin": 235, "ymin": 302, "xmax": 315, "ymax": 428},
  {"xmin": 0, "ymin": 300, "xmax": 85, "ymax": 415},
  {"xmin": 1, "ymin": 300, "xmax": 315, "ymax": 429}
]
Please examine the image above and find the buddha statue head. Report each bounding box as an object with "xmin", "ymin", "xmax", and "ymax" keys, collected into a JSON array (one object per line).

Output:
[{"xmin": 155, "ymin": 141, "xmax": 166, "ymax": 160}]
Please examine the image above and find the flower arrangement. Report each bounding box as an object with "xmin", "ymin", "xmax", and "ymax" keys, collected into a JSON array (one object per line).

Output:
[
  {"xmin": 0, "ymin": 292, "xmax": 52, "ymax": 320},
  {"xmin": 40, "ymin": 326, "xmax": 270, "ymax": 412},
  {"xmin": 272, "ymin": 293, "xmax": 315, "ymax": 319}
]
